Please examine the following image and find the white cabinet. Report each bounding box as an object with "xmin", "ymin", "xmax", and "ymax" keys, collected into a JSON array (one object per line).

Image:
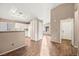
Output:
[{"xmin": 0, "ymin": 22, "xmax": 7, "ymax": 31}]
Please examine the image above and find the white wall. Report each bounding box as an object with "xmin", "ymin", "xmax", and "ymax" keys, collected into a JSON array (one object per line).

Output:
[
  {"xmin": 38, "ymin": 20, "xmax": 43, "ymax": 40},
  {"xmin": 29, "ymin": 18, "xmax": 43, "ymax": 41}
]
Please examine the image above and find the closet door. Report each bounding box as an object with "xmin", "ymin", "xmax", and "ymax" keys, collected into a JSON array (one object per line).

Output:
[{"xmin": 60, "ymin": 19, "xmax": 74, "ymax": 44}]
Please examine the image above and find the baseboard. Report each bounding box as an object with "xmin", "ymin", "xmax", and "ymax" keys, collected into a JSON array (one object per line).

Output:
[
  {"xmin": 74, "ymin": 45, "xmax": 78, "ymax": 49},
  {"xmin": 73, "ymin": 45, "xmax": 78, "ymax": 56},
  {"xmin": 51, "ymin": 40, "xmax": 60, "ymax": 44},
  {"xmin": 31, "ymin": 39, "xmax": 42, "ymax": 42},
  {"xmin": 0, "ymin": 45, "xmax": 26, "ymax": 56}
]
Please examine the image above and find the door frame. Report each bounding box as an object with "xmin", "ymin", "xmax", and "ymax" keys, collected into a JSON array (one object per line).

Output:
[{"xmin": 60, "ymin": 18, "xmax": 74, "ymax": 45}]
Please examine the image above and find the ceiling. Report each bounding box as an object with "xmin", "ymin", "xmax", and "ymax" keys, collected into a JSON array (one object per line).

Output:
[{"xmin": 0, "ymin": 3, "xmax": 61, "ymax": 24}]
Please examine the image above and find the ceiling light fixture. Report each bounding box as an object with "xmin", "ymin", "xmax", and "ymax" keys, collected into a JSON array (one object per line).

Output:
[{"xmin": 9, "ymin": 7, "xmax": 31, "ymax": 21}]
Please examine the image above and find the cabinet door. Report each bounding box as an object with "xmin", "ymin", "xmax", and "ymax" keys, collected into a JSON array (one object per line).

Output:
[{"xmin": 0, "ymin": 22, "xmax": 7, "ymax": 31}]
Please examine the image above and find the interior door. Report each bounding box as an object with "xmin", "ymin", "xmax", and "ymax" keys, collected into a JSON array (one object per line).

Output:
[{"xmin": 60, "ymin": 19, "xmax": 74, "ymax": 44}]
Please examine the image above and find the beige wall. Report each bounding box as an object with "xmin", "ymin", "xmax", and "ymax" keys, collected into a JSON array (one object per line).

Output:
[
  {"xmin": 51, "ymin": 3, "xmax": 74, "ymax": 43},
  {"xmin": 0, "ymin": 31, "xmax": 25, "ymax": 55}
]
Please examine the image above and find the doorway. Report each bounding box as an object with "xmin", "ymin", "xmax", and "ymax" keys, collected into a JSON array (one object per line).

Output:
[{"xmin": 60, "ymin": 19, "xmax": 74, "ymax": 45}]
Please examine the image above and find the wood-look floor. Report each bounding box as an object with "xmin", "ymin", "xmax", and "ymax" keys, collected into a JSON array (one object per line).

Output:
[
  {"xmin": 50, "ymin": 41, "xmax": 77, "ymax": 56},
  {"xmin": 3, "ymin": 37, "xmax": 42, "ymax": 56},
  {"xmin": 2, "ymin": 35, "xmax": 78, "ymax": 56}
]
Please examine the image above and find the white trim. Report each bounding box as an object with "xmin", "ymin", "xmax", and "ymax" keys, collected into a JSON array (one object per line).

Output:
[
  {"xmin": 74, "ymin": 45, "xmax": 78, "ymax": 56},
  {"xmin": 51, "ymin": 40, "xmax": 61, "ymax": 44},
  {"xmin": 74, "ymin": 45, "xmax": 78, "ymax": 48},
  {"xmin": 0, "ymin": 45, "xmax": 26, "ymax": 55},
  {"xmin": 60, "ymin": 18, "xmax": 74, "ymax": 45}
]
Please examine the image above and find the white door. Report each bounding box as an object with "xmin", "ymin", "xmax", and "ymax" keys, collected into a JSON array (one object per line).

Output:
[{"xmin": 60, "ymin": 19, "xmax": 74, "ymax": 45}]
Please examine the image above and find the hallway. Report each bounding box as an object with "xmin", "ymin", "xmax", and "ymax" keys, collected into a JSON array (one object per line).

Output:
[
  {"xmin": 3, "ymin": 35, "xmax": 51, "ymax": 56},
  {"xmin": 2, "ymin": 35, "xmax": 77, "ymax": 56},
  {"xmin": 40, "ymin": 35, "xmax": 50, "ymax": 56}
]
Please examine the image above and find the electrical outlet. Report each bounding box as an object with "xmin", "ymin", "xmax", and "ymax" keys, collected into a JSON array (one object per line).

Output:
[{"xmin": 11, "ymin": 43, "xmax": 14, "ymax": 46}]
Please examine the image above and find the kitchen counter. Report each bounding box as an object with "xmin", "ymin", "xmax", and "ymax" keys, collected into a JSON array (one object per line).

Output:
[{"xmin": 0, "ymin": 31, "xmax": 24, "ymax": 33}]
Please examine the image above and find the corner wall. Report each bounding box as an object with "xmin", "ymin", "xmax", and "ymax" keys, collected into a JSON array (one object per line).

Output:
[
  {"xmin": 75, "ymin": 4, "xmax": 79, "ymax": 55},
  {"xmin": 51, "ymin": 3, "xmax": 74, "ymax": 43},
  {"xmin": 29, "ymin": 18, "xmax": 43, "ymax": 41}
]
